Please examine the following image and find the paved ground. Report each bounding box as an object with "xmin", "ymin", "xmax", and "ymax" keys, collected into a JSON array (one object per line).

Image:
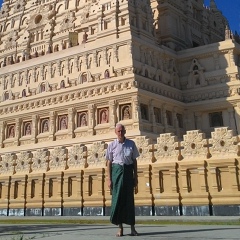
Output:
[{"xmin": 0, "ymin": 216, "xmax": 239, "ymax": 240}]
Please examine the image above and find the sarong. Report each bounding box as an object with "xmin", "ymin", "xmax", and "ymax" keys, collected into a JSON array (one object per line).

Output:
[{"xmin": 110, "ymin": 163, "xmax": 135, "ymax": 225}]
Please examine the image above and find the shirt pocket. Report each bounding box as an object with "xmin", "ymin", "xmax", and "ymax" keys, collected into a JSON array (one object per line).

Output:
[{"xmin": 123, "ymin": 147, "xmax": 132, "ymax": 157}]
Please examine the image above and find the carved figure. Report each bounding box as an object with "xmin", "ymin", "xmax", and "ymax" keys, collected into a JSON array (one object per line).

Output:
[
  {"xmin": 123, "ymin": 106, "xmax": 130, "ymax": 120},
  {"xmin": 60, "ymin": 117, "xmax": 67, "ymax": 129},
  {"xmin": 43, "ymin": 120, "xmax": 49, "ymax": 132},
  {"xmin": 100, "ymin": 110, "xmax": 108, "ymax": 123},
  {"xmin": 104, "ymin": 69, "xmax": 110, "ymax": 79},
  {"xmin": 25, "ymin": 124, "xmax": 31, "ymax": 135},
  {"xmin": 9, "ymin": 126, "xmax": 15, "ymax": 138},
  {"xmin": 80, "ymin": 114, "xmax": 87, "ymax": 127}
]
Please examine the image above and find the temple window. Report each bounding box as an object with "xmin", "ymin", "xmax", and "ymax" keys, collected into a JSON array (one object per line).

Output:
[{"xmin": 209, "ymin": 112, "xmax": 223, "ymax": 127}]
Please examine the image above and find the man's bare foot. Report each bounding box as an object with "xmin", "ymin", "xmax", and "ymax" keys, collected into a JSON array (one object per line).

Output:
[
  {"xmin": 116, "ymin": 229, "xmax": 123, "ymax": 237},
  {"xmin": 116, "ymin": 226, "xmax": 123, "ymax": 237}
]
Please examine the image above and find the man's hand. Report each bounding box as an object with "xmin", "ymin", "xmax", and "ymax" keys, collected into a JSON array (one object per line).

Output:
[{"xmin": 108, "ymin": 178, "xmax": 112, "ymax": 189}]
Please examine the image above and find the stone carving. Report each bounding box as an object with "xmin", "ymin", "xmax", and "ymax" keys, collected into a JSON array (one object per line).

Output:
[
  {"xmin": 78, "ymin": 112, "xmax": 88, "ymax": 127},
  {"xmin": 32, "ymin": 149, "xmax": 49, "ymax": 172},
  {"xmin": 0, "ymin": 153, "xmax": 15, "ymax": 174},
  {"xmin": 13, "ymin": 0, "xmax": 25, "ymax": 13},
  {"xmin": 68, "ymin": 144, "xmax": 87, "ymax": 169},
  {"xmin": 59, "ymin": 115, "xmax": 68, "ymax": 130},
  {"xmin": 154, "ymin": 133, "xmax": 179, "ymax": 160},
  {"xmin": 209, "ymin": 127, "xmax": 239, "ymax": 157},
  {"xmin": 87, "ymin": 141, "xmax": 107, "ymax": 167},
  {"xmin": 41, "ymin": 119, "xmax": 49, "ymax": 133},
  {"xmin": 49, "ymin": 147, "xmax": 67, "ymax": 170},
  {"xmin": 24, "ymin": 122, "xmax": 32, "ymax": 136},
  {"xmin": 27, "ymin": 5, "xmax": 52, "ymax": 30},
  {"xmin": 8, "ymin": 125, "xmax": 15, "ymax": 138},
  {"xmin": 135, "ymin": 136, "xmax": 152, "ymax": 163},
  {"xmin": 122, "ymin": 105, "xmax": 131, "ymax": 120},
  {"xmin": 15, "ymin": 151, "xmax": 31, "ymax": 173},
  {"xmin": 60, "ymin": 11, "xmax": 76, "ymax": 31},
  {"xmin": 100, "ymin": 109, "xmax": 108, "ymax": 124},
  {"xmin": 5, "ymin": 30, "xmax": 19, "ymax": 49},
  {"xmin": 187, "ymin": 59, "xmax": 206, "ymax": 88},
  {"xmin": 181, "ymin": 130, "xmax": 209, "ymax": 159}
]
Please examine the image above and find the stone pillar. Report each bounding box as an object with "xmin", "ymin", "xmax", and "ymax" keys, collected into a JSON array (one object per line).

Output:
[
  {"xmin": 0, "ymin": 121, "xmax": 6, "ymax": 148},
  {"xmin": 49, "ymin": 111, "xmax": 56, "ymax": 141},
  {"xmin": 31, "ymin": 115, "xmax": 38, "ymax": 143},
  {"xmin": 109, "ymin": 100, "xmax": 116, "ymax": 129},
  {"xmin": 149, "ymin": 99, "xmax": 154, "ymax": 123},
  {"xmin": 68, "ymin": 107, "xmax": 75, "ymax": 138},
  {"xmin": 15, "ymin": 118, "xmax": 21, "ymax": 146},
  {"xmin": 162, "ymin": 107, "xmax": 167, "ymax": 131},
  {"xmin": 234, "ymin": 104, "xmax": 240, "ymax": 135},
  {"xmin": 113, "ymin": 45, "xmax": 118, "ymax": 63},
  {"xmin": 173, "ymin": 108, "xmax": 180, "ymax": 137},
  {"xmin": 227, "ymin": 107, "xmax": 237, "ymax": 135},
  {"xmin": 194, "ymin": 112, "xmax": 202, "ymax": 130},
  {"xmin": 132, "ymin": 96, "xmax": 140, "ymax": 123},
  {"xmin": 83, "ymin": 54, "xmax": 88, "ymax": 70},
  {"xmin": 88, "ymin": 104, "xmax": 95, "ymax": 135}
]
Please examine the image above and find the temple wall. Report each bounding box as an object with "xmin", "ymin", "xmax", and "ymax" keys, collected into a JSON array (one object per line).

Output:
[{"xmin": 0, "ymin": 127, "xmax": 239, "ymax": 216}]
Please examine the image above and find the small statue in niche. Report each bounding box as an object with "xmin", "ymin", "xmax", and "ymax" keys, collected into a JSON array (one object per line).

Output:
[
  {"xmin": 104, "ymin": 69, "xmax": 110, "ymax": 79},
  {"xmin": 100, "ymin": 110, "xmax": 108, "ymax": 124},
  {"xmin": 43, "ymin": 120, "xmax": 49, "ymax": 132},
  {"xmin": 9, "ymin": 126, "xmax": 15, "ymax": 138},
  {"xmin": 60, "ymin": 80, "xmax": 65, "ymax": 88},
  {"xmin": 25, "ymin": 124, "xmax": 31, "ymax": 135},
  {"xmin": 60, "ymin": 117, "xmax": 67, "ymax": 130},
  {"xmin": 123, "ymin": 106, "xmax": 131, "ymax": 120},
  {"xmin": 22, "ymin": 89, "xmax": 26, "ymax": 97},
  {"xmin": 80, "ymin": 114, "xmax": 87, "ymax": 127},
  {"xmin": 82, "ymin": 32, "xmax": 88, "ymax": 44}
]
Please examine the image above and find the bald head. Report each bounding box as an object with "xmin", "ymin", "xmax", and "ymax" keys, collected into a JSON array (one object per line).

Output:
[
  {"xmin": 115, "ymin": 123, "xmax": 126, "ymax": 142},
  {"xmin": 115, "ymin": 123, "xmax": 125, "ymax": 130}
]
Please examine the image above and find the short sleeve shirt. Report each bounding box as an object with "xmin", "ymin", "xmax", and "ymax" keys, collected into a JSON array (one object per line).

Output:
[{"xmin": 105, "ymin": 138, "xmax": 139, "ymax": 165}]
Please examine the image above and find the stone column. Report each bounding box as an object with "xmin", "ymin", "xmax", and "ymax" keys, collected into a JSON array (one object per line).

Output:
[
  {"xmin": 88, "ymin": 104, "xmax": 95, "ymax": 135},
  {"xmin": 31, "ymin": 115, "xmax": 38, "ymax": 143},
  {"xmin": 109, "ymin": 100, "xmax": 116, "ymax": 129},
  {"xmin": 194, "ymin": 112, "xmax": 202, "ymax": 130},
  {"xmin": 173, "ymin": 108, "xmax": 180, "ymax": 137},
  {"xmin": 162, "ymin": 107, "xmax": 167, "ymax": 132},
  {"xmin": 228, "ymin": 107, "xmax": 237, "ymax": 135},
  {"xmin": 0, "ymin": 121, "xmax": 6, "ymax": 148},
  {"xmin": 234, "ymin": 104, "xmax": 240, "ymax": 135},
  {"xmin": 15, "ymin": 118, "xmax": 21, "ymax": 146},
  {"xmin": 68, "ymin": 107, "xmax": 75, "ymax": 138},
  {"xmin": 49, "ymin": 111, "xmax": 56, "ymax": 141},
  {"xmin": 149, "ymin": 99, "xmax": 154, "ymax": 123}
]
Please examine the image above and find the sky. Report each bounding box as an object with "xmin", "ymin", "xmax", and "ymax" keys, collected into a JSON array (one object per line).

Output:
[{"xmin": 0, "ymin": 0, "xmax": 239, "ymax": 33}]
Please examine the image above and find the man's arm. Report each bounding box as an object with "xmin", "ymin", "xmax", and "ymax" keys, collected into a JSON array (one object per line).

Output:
[
  {"xmin": 133, "ymin": 158, "xmax": 138, "ymax": 188},
  {"xmin": 107, "ymin": 159, "xmax": 112, "ymax": 189}
]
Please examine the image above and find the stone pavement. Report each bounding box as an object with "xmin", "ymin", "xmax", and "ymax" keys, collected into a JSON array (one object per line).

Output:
[{"xmin": 0, "ymin": 216, "xmax": 239, "ymax": 240}]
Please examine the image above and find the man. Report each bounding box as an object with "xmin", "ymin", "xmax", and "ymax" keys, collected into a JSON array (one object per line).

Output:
[{"xmin": 106, "ymin": 123, "xmax": 139, "ymax": 237}]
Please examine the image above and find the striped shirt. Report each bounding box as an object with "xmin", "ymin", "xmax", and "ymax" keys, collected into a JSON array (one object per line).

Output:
[{"xmin": 105, "ymin": 138, "xmax": 139, "ymax": 165}]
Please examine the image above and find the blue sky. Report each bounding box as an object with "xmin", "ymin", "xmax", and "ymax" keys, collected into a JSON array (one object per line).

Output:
[{"xmin": 0, "ymin": 0, "xmax": 239, "ymax": 33}]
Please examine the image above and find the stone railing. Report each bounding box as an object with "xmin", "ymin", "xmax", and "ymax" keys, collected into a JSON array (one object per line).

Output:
[{"xmin": 0, "ymin": 127, "xmax": 239, "ymax": 217}]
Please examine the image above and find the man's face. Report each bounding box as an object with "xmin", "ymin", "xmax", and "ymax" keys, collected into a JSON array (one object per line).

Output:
[{"xmin": 115, "ymin": 126, "xmax": 125, "ymax": 140}]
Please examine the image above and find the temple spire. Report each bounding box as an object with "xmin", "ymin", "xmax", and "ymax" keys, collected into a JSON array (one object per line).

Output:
[{"xmin": 210, "ymin": 0, "xmax": 217, "ymax": 10}]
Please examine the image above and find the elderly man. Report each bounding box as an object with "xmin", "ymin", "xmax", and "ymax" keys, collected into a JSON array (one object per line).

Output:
[{"xmin": 106, "ymin": 123, "xmax": 139, "ymax": 237}]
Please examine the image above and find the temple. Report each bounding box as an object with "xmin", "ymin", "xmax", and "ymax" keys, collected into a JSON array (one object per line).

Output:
[{"xmin": 0, "ymin": 0, "xmax": 239, "ymax": 216}]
